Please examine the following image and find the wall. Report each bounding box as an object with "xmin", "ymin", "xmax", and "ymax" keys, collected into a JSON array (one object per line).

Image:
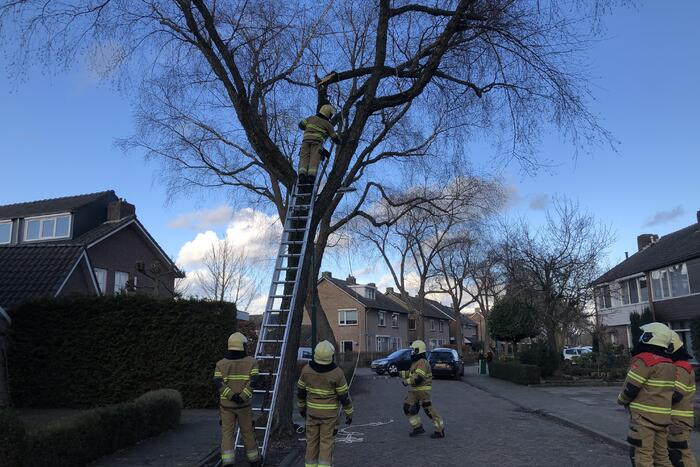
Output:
[
  {"xmin": 364, "ymin": 308, "xmax": 408, "ymax": 352},
  {"xmin": 654, "ymin": 294, "xmax": 700, "ymax": 322},
  {"xmin": 423, "ymin": 317, "xmax": 450, "ymax": 349},
  {"xmin": 604, "ymin": 324, "xmax": 631, "ymax": 348},
  {"xmin": 316, "ymin": 280, "xmax": 366, "ymax": 353},
  {"xmin": 59, "ymin": 257, "xmax": 97, "ymax": 297}
]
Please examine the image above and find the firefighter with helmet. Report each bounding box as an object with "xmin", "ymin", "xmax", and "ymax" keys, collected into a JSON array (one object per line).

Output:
[
  {"xmin": 297, "ymin": 104, "xmax": 341, "ymax": 186},
  {"xmin": 618, "ymin": 322, "xmax": 676, "ymax": 467},
  {"xmin": 213, "ymin": 332, "xmax": 261, "ymax": 467},
  {"xmin": 400, "ymin": 339, "xmax": 445, "ymax": 438},
  {"xmin": 668, "ymin": 331, "xmax": 697, "ymax": 467},
  {"xmin": 297, "ymin": 340, "xmax": 353, "ymax": 467}
]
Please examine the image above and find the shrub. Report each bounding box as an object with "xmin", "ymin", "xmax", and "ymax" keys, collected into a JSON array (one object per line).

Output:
[
  {"xmin": 2, "ymin": 389, "xmax": 182, "ymax": 467},
  {"xmin": 519, "ymin": 342, "xmax": 560, "ymax": 377},
  {"xmin": 488, "ymin": 361, "xmax": 541, "ymax": 385},
  {"xmin": 9, "ymin": 295, "xmax": 254, "ymax": 408}
]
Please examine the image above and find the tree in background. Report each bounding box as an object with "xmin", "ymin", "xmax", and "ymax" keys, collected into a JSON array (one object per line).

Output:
[{"xmin": 488, "ymin": 296, "xmax": 539, "ymax": 357}]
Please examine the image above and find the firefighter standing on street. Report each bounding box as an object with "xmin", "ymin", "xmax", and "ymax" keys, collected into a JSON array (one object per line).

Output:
[
  {"xmin": 213, "ymin": 332, "xmax": 261, "ymax": 467},
  {"xmin": 297, "ymin": 104, "xmax": 340, "ymax": 185},
  {"xmin": 618, "ymin": 322, "xmax": 676, "ymax": 467},
  {"xmin": 400, "ymin": 340, "xmax": 445, "ymax": 438},
  {"xmin": 668, "ymin": 331, "xmax": 697, "ymax": 467},
  {"xmin": 298, "ymin": 340, "xmax": 353, "ymax": 467}
]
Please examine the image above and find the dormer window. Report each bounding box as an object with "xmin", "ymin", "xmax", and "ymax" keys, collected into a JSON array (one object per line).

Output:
[
  {"xmin": 0, "ymin": 221, "xmax": 11, "ymax": 244},
  {"xmin": 24, "ymin": 214, "xmax": 72, "ymax": 242}
]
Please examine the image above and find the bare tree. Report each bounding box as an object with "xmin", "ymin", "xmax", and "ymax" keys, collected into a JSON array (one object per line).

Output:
[
  {"xmin": 501, "ymin": 198, "xmax": 614, "ymax": 360},
  {"xmin": 195, "ymin": 239, "xmax": 260, "ymax": 310},
  {"xmin": 0, "ymin": 0, "xmax": 619, "ymax": 433}
]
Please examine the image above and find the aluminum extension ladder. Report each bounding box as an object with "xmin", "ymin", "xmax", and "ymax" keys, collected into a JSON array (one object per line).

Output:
[{"xmin": 230, "ymin": 166, "xmax": 326, "ymax": 464}]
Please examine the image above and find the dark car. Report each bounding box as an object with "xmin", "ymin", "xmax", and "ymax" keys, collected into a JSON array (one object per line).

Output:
[
  {"xmin": 371, "ymin": 349, "xmax": 413, "ymax": 376},
  {"xmin": 429, "ymin": 348, "xmax": 464, "ymax": 379}
]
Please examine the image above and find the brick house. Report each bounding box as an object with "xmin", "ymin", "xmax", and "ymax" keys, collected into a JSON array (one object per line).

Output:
[
  {"xmin": 593, "ymin": 210, "xmax": 700, "ymax": 352},
  {"xmin": 0, "ymin": 190, "xmax": 183, "ymax": 309},
  {"xmin": 384, "ymin": 288, "xmax": 454, "ymax": 350},
  {"xmin": 309, "ymin": 272, "xmax": 410, "ymax": 357}
]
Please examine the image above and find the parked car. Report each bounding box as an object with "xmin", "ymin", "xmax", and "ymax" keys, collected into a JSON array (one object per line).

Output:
[
  {"xmin": 371, "ymin": 349, "xmax": 414, "ymax": 376},
  {"xmin": 563, "ymin": 346, "xmax": 592, "ymax": 362},
  {"xmin": 429, "ymin": 348, "xmax": 464, "ymax": 379}
]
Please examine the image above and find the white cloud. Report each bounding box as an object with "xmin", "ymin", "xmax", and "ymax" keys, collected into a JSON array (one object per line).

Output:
[{"xmin": 169, "ymin": 205, "xmax": 235, "ymax": 230}]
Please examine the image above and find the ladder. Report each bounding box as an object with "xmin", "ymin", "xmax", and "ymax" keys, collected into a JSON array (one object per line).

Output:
[{"xmin": 231, "ymin": 166, "xmax": 326, "ymax": 464}]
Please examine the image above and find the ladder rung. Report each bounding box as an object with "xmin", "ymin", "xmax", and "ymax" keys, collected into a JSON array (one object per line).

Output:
[
  {"xmin": 260, "ymin": 339, "xmax": 285, "ymax": 343},
  {"xmin": 253, "ymin": 389, "xmax": 272, "ymax": 393},
  {"xmin": 262, "ymin": 323, "xmax": 286, "ymax": 327},
  {"xmin": 270, "ymin": 294, "xmax": 293, "ymax": 298},
  {"xmin": 294, "ymin": 204, "xmax": 310, "ymax": 208},
  {"xmin": 257, "ymin": 355, "xmax": 281, "ymax": 360},
  {"xmin": 275, "ymin": 266, "xmax": 299, "ymax": 271},
  {"xmin": 279, "ymin": 254, "xmax": 301, "ymax": 257},
  {"xmin": 266, "ymin": 307, "xmax": 289, "ymax": 311},
  {"xmin": 283, "ymin": 228, "xmax": 306, "ymax": 232},
  {"xmin": 255, "ymin": 426, "xmax": 267, "ymax": 431},
  {"xmin": 282, "ymin": 241, "xmax": 303, "ymax": 245},
  {"xmin": 272, "ymin": 280, "xmax": 296, "ymax": 284},
  {"xmin": 252, "ymin": 407, "xmax": 271, "ymax": 412},
  {"xmin": 287, "ymin": 217, "xmax": 308, "ymax": 221},
  {"xmin": 258, "ymin": 372, "xmax": 278, "ymax": 376}
]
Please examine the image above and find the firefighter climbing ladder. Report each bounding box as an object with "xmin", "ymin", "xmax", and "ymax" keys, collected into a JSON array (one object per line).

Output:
[{"xmin": 231, "ymin": 165, "xmax": 326, "ymax": 464}]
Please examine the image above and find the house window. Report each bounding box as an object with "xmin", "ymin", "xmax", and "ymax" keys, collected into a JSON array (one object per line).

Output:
[
  {"xmin": 430, "ymin": 319, "xmax": 436, "ymax": 331},
  {"xmin": 378, "ymin": 311, "xmax": 386, "ymax": 327},
  {"xmin": 338, "ymin": 309, "xmax": 358, "ymax": 326},
  {"xmin": 24, "ymin": 214, "xmax": 72, "ymax": 241},
  {"xmin": 651, "ymin": 263, "xmax": 690, "ymax": 300},
  {"xmin": 438, "ymin": 320, "xmax": 444, "ymax": 332},
  {"xmin": 390, "ymin": 337, "xmax": 401, "ymax": 351},
  {"xmin": 366, "ymin": 287, "xmax": 376, "ymax": 300},
  {"xmin": 596, "ymin": 285, "xmax": 612, "ymax": 309},
  {"xmin": 639, "ymin": 277, "xmax": 649, "ymax": 302},
  {"xmin": 114, "ymin": 271, "xmax": 130, "ymax": 295},
  {"xmin": 94, "ymin": 268, "xmax": 107, "ymax": 295},
  {"xmin": 341, "ymin": 341, "xmax": 354, "ymax": 353},
  {"xmin": 408, "ymin": 318, "xmax": 416, "ymax": 331},
  {"xmin": 0, "ymin": 221, "xmax": 10, "ymax": 244},
  {"xmin": 429, "ymin": 338, "xmax": 438, "ymax": 349},
  {"xmin": 376, "ymin": 336, "xmax": 389, "ymax": 352},
  {"xmin": 392, "ymin": 313, "xmax": 399, "ymax": 328}
]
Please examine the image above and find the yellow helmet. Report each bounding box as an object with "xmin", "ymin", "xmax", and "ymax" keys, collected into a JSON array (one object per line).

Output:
[
  {"xmin": 227, "ymin": 332, "xmax": 248, "ymax": 351},
  {"xmin": 314, "ymin": 340, "xmax": 335, "ymax": 365},
  {"xmin": 319, "ymin": 104, "xmax": 335, "ymax": 119},
  {"xmin": 670, "ymin": 331, "xmax": 684, "ymax": 354},
  {"xmin": 410, "ymin": 340, "xmax": 427, "ymax": 355},
  {"xmin": 639, "ymin": 322, "xmax": 672, "ymax": 349}
]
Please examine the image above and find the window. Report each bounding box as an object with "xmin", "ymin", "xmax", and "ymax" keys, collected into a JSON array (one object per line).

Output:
[
  {"xmin": 639, "ymin": 277, "xmax": 649, "ymax": 302},
  {"xmin": 378, "ymin": 311, "xmax": 385, "ymax": 327},
  {"xmin": 24, "ymin": 214, "xmax": 71, "ymax": 241},
  {"xmin": 341, "ymin": 341, "xmax": 354, "ymax": 353},
  {"xmin": 338, "ymin": 309, "xmax": 358, "ymax": 326},
  {"xmin": 0, "ymin": 221, "xmax": 10, "ymax": 244},
  {"xmin": 114, "ymin": 271, "xmax": 129, "ymax": 295},
  {"xmin": 438, "ymin": 320, "xmax": 444, "ymax": 332},
  {"xmin": 595, "ymin": 285, "xmax": 612, "ymax": 309},
  {"xmin": 94, "ymin": 268, "xmax": 107, "ymax": 295},
  {"xmin": 366, "ymin": 287, "xmax": 376, "ymax": 300},
  {"xmin": 376, "ymin": 336, "xmax": 390, "ymax": 352},
  {"xmin": 390, "ymin": 337, "xmax": 401, "ymax": 351},
  {"xmin": 429, "ymin": 338, "xmax": 438, "ymax": 349},
  {"xmin": 651, "ymin": 263, "xmax": 691, "ymax": 300},
  {"xmin": 392, "ymin": 313, "xmax": 399, "ymax": 328},
  {"xmin": 619, "ymin": 278, "xmax": 643, "ymax": 305},
  {"xmin": 430, "ymin": 319, "xmax": 436, "ymax": 331},
  {"xmin": 408, "ymin": 318, "xmax": 416, "ymax": 331}
]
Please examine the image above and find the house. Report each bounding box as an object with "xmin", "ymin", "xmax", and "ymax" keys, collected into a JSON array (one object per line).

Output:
[
  {"xmin": 0, "ymin": 306, "xmax": 9, "ymax": 407},
  {"xmin": 384, "ymin": 288, "xmax": 454, "ymax": 350},
  {"xmin": 592, "ymin": 211, "xmax": 700, "ymax": 351},
  {"xmin": 311, "ymin": 272, "xmax": 410, "ymax": 356},
  {"xmin": 460, "ymin": 313, "xmax": 480, "ymax": 346},
  {"xmin": 0, "ymin": 190, "xmax": 183, "ymax": 310}
]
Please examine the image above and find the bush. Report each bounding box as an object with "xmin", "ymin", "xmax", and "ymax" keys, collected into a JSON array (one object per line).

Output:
[
  {"xmin": 1, "ymin": 389, "xmax": 182, "ymax": 467},
  {"xmin": 488, "ymin": 361, "xmax": 541, "ymax": 385},
  {"xmin": 9, "ymin": 295, "xmax": 254, "ymax": 408},
  {"xmin": 519, "ymin": 342, "xmax": 560, "ymax": 377}
]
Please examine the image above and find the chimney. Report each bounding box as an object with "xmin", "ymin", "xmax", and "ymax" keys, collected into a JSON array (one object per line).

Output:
[
  {"xmin": 385, "ymin": 287, "xmax": 394, "ymax": 294},
  {"xmin": 637, "ymin": 233, "xmax": 659, "ymax": 251},
  {"xmin": 346, "ymin": 275, "xmax": 356, "ymax": 285},
  {"xmin": 697, "ymin": 210, "xmax": 700, "ymax": 224},
  {"xmin": 625, "ymin": 252, "xmax": 629, "ymax": 259},
  {"xmin": 321, "ymin": 271, "xmax": 332, "ymax": 279},
  {"xmin": 107, "ymin": 199, "xmax": 136, "ymax": 221},
  {"xmin": 367, "ymin": 282, "xmax": 376, "ymax": 288}
]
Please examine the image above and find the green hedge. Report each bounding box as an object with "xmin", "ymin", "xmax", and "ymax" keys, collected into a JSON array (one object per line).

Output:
[
  {"xmin": 9, "ymin": 295, "xmax": 255, "ymax": 408},
  {"xmin": 518, "ymin": 342, "xmax": 560, "ymax": 377},
  {"xmin": 488, "ymin": 361, "xmax": 541, "ymax": 385},
  {"xmin": 0, "ymin": 389, "xmax": 182, "ymax": 467}
]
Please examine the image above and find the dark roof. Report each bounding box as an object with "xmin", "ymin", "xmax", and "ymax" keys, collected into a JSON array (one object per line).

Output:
[
  {"xmin": 73, "ymin": 215, "xmax": 136, "ymax": 245},
  {"xmin": 325, "ymin": 278, "xmax": 409, "ymax": 314},
  {"xmin": 0, "ymin": 244, "xmax": 84, "ymax": 308},
  {"xmin": 0, "ymin": 191, "xmax": 115, "ymax": 219},
  {"xmin": 385, "ymin": 291, "xmax": 455, "ymax": 320},
  {"xmin": 593, "ymin": 223, "xmax": 700, "ymax": 285}
]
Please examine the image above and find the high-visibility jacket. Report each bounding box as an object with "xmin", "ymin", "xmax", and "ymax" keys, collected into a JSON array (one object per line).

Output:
[
  {"xmin": 299, "ymin": 114, "xmax": 338, "ymax": 144},
  {"xmin": 404, "ymin": 357, "xmax": 433, "ymax": 392},
  {"xmin": 213, "ymin": 353, "xmax": 259, "ymax": 408},
  {"xmin": 297, "ymin": 363, "xmax": 353, "ymax": 419},
  {"xmin": 671, "ymin": 360, "xmax": 696, "ymax": 429},
  {"xmin": 618, "ymin": 352, "xmax": 676, "ymax": 426}
]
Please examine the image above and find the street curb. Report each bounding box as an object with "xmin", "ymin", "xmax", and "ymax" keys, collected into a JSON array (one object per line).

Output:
[
  {"xmin": 278, "ymin": 445, "xmax": 303, "ymax": 467},
  {"xmin": 463, "ymin": 378, "xmax": 628, "ymax": 451}
]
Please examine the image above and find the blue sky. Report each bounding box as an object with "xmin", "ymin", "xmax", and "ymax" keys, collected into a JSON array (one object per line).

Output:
[{"xmin": 1, "ymin": 2, "xmax": 699, "ymax": 303}]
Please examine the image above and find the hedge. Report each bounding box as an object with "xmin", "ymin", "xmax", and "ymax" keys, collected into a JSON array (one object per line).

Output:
[
  {"xmin": 488, "ymin": 361, "xmax": 541, "ymax": 385},
  {"xmin": 0, "ymin": 389, "xmax": 182, "ymax": 467},
  {"xmin": 9, "ymin": 295, "xmax": 256, "ymax": 408}
]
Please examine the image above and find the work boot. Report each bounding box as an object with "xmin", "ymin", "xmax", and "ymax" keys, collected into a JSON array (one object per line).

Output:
[
  {"xmin": 249, "ymin": 460, "xmax": 261, "ymax": 467},
  {"xmin": 430, "ymin": 430, "xmax": 445, "ymax": 439},
  {"xmin": 409, "ymin": 426, "xmax": 425, "ymax": 437}
]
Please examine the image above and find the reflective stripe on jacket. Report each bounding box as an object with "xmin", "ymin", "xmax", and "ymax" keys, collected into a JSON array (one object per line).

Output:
[
  {"xmin": 618, "ymin": 352, "xmax": 675, "ymax": 427},
  {"xmin": 214, "ymin": 355, "xmax": 259, "ymax": 408},
  {"xmin": 297, "ymin": 364, "xmax": 353, "ymax": 419},
  {"xmin": 299, "ymin": 115, "xmax": 337, "ymax": 143},
  {"xmin": 672, "ymin": 360, "xmax": 696, "ymax": 429},
  {"xmin": 406, "ymin": 358, "xmax": 433, "ymax": 392}
]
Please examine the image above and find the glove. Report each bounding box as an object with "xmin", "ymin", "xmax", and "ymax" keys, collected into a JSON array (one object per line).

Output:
[
  {"xmin": 345, "ymin": 416, "xmax": 352, "ymax": 425},
  {"xmin": 319, "ymin": 148, "xmax": 331, "ymax": 160},
  {"xmin": 402, "ymin": 379, "xmax": 410, "ymax": 387},
  {"xmin": 332, "ymin": 135, "xmax": 342, "ymax": 145},
  {"xmin": 230, "ymin": 393, "xmax": 245, "ymax": 404},
  {"xmin": 300, "ymin": 409, "xmax": 307, "ymax": 419}
]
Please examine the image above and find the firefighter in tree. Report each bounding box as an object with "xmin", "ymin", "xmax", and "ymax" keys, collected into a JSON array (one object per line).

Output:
[
  {"xmin": 213, "ymin": 332, "xmax": 261, "ymax": 467},
  {"xmin": 618, "ymin": 323, "xmax": 675, "ymax": 467},
  {"xmin": 400, "ymin": 340, "xmax": 445, "ymax": 438},
  {"xmin": 297, "ymin": 104, "xmax": 340, "ymax": 185}
]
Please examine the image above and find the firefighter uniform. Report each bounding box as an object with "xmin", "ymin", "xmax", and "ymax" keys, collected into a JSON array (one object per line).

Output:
[
  {"xmin": 618, "ymin": 323, "xmax": 676, "ymax": 467},
  {"xmin": 298, "ymin": 104, "xmax": 340, "ymax": 180},
  {"xmin": 213, "ymin": 332, "xmax": 261, "ymax": 466},
  {"xmin": 401, "ymin": 340, "xmax": 445, "ymax": 438},
  {"xmin": 297, "ymin": 340, "xmax": 353, "ymax": 467},
  {"xmin": 669, "ymin": 332, "xmax": 697, "ymax": 467}
]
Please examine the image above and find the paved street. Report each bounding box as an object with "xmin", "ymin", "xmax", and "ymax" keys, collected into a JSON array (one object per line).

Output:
[{"xmin": 294, "ymin": 369, "xmax": 627, "ymax": 467}]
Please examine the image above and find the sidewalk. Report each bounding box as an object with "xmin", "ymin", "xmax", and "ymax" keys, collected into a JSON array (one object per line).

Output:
[
  {"xmin": 91, "ymin": 409, "xmax": 219, "ymax": 467},
  {"xmin": 463, "ymin": 367, "xmax": 700, "ymax": 457}
]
